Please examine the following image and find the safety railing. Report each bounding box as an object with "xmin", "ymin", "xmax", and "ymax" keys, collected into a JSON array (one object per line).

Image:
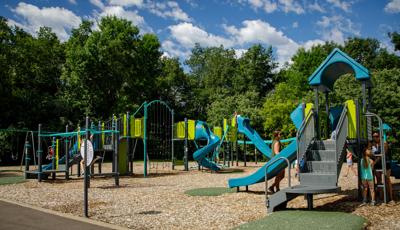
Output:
[
  {"xmin": 335, "ymin": 104, "xmax": 348, "ymax": 179},
  {"xmin": 296, "ymin": 109, "xmax": 316, "ymax": 173},
  {"xmin": 265, "ymin": 156, "xmax": 291, "ymax": 208}
]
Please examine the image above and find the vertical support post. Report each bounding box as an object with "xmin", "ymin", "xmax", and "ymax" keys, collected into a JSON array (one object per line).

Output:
[
  {"xmin": 314, "ymin": 88, "xmax": 320, "ymax": 139},
  {"xmin": 52, "ymin": 137, "xmax": 56, "ymax": 180},
  {"xmin": 356, "ymin": 100, "xmax": 362, "ymax": 201},
  {"xmin": 244, "ymin": 139, "xmax": 247, "ymax": 167},
  {"xmin": 184, "ymin": 118, "xmax": 189, "ymax": 171},
  {"xmin": 38, "ymin": 124, "xmax": 42, "ymax": 182},
  {"xmin": 77, "ymin": 126, "xmax": 81, "ymax": 177},
  {"xmin": 255, "ymin": 148, "xmax": 257, "ymax": 165},
  {"xmin": 171, "ymin": 109, "xmax": 175, "ymax": 170},
  {"xmin": 126, "ymin": 112, "xmax": 130, "ymax": 174},
  {"xmin": 24, "ymin": 140, "xmax": 30, "ymax": 179},
  {"xmin": 84, "ymin": 116, "xmax": 89, "ymax": 218},
  {"xmin": 236, "ymin": 140, "xmax": 239, "ymax": 167},
  {"xmin": 115, "ymin": 118, "xmax": 120, "ymax": 186},
  {"xmin": 307, "ymin": 194, "xmax": 313, "ymax": 210},
  {"xmin": 65, "ymin": 125, "xmax": 69, "ymax": 180},
  {"xmin": 325, "ymin": 91, "xmax": 330, "ymax": 139},
  {"xmin": 143, "ymin": 101, "xmax": 148, "ymax": 177}
]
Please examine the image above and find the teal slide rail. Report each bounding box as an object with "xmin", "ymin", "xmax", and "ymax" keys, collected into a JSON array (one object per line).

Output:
[{"xmin": 236, "ymin": 115, "xmax": 272, "ymax": 159}]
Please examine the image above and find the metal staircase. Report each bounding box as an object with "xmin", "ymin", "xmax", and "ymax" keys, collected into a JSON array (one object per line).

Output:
[{"xmin": 266, "ymin": 104, "xmax": 349, "ymax": 213}]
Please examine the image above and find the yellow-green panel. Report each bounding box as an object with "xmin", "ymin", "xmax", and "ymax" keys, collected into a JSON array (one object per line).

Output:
[
  {"xmin": 130, "ymin": 118, "xmax": 135, "ymax": 137},
  {"xmin": 122, "ymin": 114, "xmax": 128, "ymax": 137},
  {"xmin": 134, "ymin": 118, "xmax": 144, "ymax": 138},
  {"xmin": 101, "ymin": 122, "xmax": 105, "ymax": 148},
  {"xmin": 231, "ymin": 116, "xmax": 236, "ymax": 127},
  {"xmin": 176, "ymin": 121, "xmax": 185, "ymax": 139},
  {"xmin": 188, "ymin": 120, "xmax": 196, "ymax": 140},
  {"xmin": 305, "ymin": 103, "xmax": 314, "ymax": 118},
  {"xmin": 346, "ymin": 100, "xmax": 357, "ymax": 139},
  {"xmin": 214, "ymin": 126, "xmax": 222, "ymax": 138},
  {"xmin": 223, "ymin": 119, "xmax": 228, "ymax": 132},
  {"xmin": 227, "ymin": 127, "xmax": 237, "ymax": 142}
]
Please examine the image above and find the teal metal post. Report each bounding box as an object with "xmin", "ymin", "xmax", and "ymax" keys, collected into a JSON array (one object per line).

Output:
[
  {"xmin": 65, "ymin": 125, "xmax": 70, "ymax": 180},
  {"xmin": 184, "ymin": 118, "xmax": 189, "ymax": 171},
  {"xmin": 52, "ymin": 137, "xmax": 56, "ymax": 180},
  {"xmin": 143, "ymin": 101, "xmax": 148, "ymax": 177},
  {"xmin": 24, "ymin": 140, "xmax": 31, "ymax": 179},
  {"xmin": 38, "ymin": 124, "xmax": 42, "ymax": 182}
]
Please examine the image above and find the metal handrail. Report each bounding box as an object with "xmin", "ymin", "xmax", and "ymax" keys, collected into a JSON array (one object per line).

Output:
[
  {"xmin": 334, "ymin": 104, "xmax": 348, "ymax": 180},
  {"xmin": 296, "ymin": 109, "xmax": 315, "ymax": 173},
  {"xmin": 265, "ymin": 156, "xmax": 291, "ymax": 207},
  {"xmin": 365, "ymin": 112, "xmax": 387, "ymax": 203}
]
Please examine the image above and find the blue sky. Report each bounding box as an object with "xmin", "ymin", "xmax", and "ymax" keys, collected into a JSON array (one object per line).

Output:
[{"xmin": 1, "ymin": 0, "xmax": 400, "ymax": 65}]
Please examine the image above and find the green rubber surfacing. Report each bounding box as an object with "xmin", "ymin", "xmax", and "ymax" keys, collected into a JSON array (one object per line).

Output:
[
  {"xmin": 185, "ymin": 187, "xmax": 236, "ymax": 196},
  {"xmin": 0, "ymin": 176, "xmax": 26, "ymax": 185},
  {"xmin": 235, "ymin": 210, "xmax": 367, "ymax": 230}
]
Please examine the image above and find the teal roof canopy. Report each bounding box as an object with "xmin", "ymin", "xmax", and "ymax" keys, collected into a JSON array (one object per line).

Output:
[{"xmin": 308, "ymin": 48, "xmax": 370, "ymax": 91}]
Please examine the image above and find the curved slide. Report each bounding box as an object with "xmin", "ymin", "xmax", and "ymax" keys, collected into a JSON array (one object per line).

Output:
[
  {"xmin": 228, "ymin": 140, "xmax": 297, "ymax": 188},
  {"xmin": 193, "ymin": 121, "xmax": 221, "ymax": 171},
  {"xmin": 236, "ymin": 115, "xmax": 272, "ymax": 159}
]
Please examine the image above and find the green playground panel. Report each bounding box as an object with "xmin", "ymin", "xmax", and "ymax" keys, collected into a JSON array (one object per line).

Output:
[
  {"xmin": 187, "ymin": 120, "xmax": 195, "ymax": 140},
  {"xmin": 176, "ymin": 121, "xmax": 185, "ymax": 139},
  {"xmin": 346, "ymin": 99, "xmax": 357, "ymax": 139},
  {"xmin": 134, "ymin": 118, "xmax": 144, "ymax": 138},
  {"xmin": 118, "ymin": 139, "xmax": 129, "ymax": 175},
  {"xmin": 214, "ymin": 126, "xmax": 222, "ymax": 139}
]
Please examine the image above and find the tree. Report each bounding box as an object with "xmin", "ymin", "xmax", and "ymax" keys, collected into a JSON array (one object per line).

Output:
[
  {"xmin": 236, "ymin": 44, "xmax": 277, "ymax": 96},
  {"xmin": 61, "ymin": 17, "xmax": 162, "ymax": 121},
  {"xmin": 389, "ymin": 32, "xmax": 400, "ymax": 51}
]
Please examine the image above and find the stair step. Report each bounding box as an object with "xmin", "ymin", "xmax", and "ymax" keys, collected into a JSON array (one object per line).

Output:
[
  {"xmin": 308, "ymin": 150, "xmax": 336, "ymax": 161},
  {"xmin": 314, "ymin": 140, "xmax": 336, "ymax": 150},
  {"xmin": 267, "ymin": 190, "xmax": 298, "ymax": 213},
  {"xmin": 300, "ymin": 173, "xmax": 337, "ymax": 187},
  {"xmin": 307, "ymin": 161, "xmax": 336, "ymax": 173}
]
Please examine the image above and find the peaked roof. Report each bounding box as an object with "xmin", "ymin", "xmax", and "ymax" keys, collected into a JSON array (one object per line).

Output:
[{"xmin": 308, "ymin": 48, "xmax": 370, "ymax": 91}]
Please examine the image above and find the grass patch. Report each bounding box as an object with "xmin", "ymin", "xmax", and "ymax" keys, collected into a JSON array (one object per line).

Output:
[
  {"xmin": 235, "ymin": 210, "xmax": 366, "ymax": 230},
  {"xmin": 0, "ymin": 176, "xmax": 26, "ymax": 185},
  {"xmin": 185, "ymin": 187, "xmax": 236, "ymax": 196}
]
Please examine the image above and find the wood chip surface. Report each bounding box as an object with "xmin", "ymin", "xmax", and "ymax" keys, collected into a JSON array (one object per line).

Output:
[{"xmin": 1, "ymin": 162, "xmax": 399, "ymax": 229}]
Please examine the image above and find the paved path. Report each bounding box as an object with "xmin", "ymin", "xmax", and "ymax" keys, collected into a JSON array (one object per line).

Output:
[{"xmin": 0, "ymin": 200, "xmax": 114, "ymax": 230}]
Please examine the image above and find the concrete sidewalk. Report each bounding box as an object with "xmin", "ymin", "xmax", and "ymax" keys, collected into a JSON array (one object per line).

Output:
[{"xmin": 0, "ymin": 200, "xmax": 122, "ymax": 230}]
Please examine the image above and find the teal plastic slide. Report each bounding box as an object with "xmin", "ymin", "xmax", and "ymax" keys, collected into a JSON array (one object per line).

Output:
[
  {"xmin": 228, "ymin": 104, "xmax": 303, "ymax": 188},
  {"xmin": 236, "ymin": 115, "xmax": 272, "ymax": 159},
  {"xmin": 228, "ymin": 140, "xmax": 297, "ymax": 187},
  {"xmin": 193, "ymin": 120, "xmax": 221, "ymax": 171}
]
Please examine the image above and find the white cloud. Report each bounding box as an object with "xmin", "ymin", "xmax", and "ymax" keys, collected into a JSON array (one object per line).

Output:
[
  {"xmin": 234, "ymin": 48, "xmax": 247, "ymax": 58},
  {"xmin": 99, "ymin": 5, "xmax": 152, "ymax": 32},
  {"xmin": 326, "ymin": 0, "xmax": 352, "ymax": 12},
  {"xmin": 292, "ymin": 21, "xmax": 298, "ymax": 28},
  {"xmin": 68, "ymin": 0, "xmax": 77, "ymax": 5},
  {"xmin": 264, "ymin": 0, "xmax": 278, "ymax": 13},
  {"xmin": 308, "ymin": 1, "xmax": 325, "ymax": 13},
  {"xmin": 384, "ymin": 0, "xmax": 400, "ymax": 13},
  {"xmin": 147, "ymin": 1, "xmax": 192, "ymax": 22},
  {"xmin": 278, "ymin": 0, "xmax": 305, "ymax": 14},
  {"xmin": 109, "ymin": 0, "xmax": 143, "ymax": 7},
  {"xmin": 11, "ymin": 2, "xmax": 81, "ymax": 41},
  {"xmin": 241, "ymin": 0, "xmax": 309, "ymax": 14},
  {"xmin": 302, "ymin": 39, "xmax": 325, "ymax": 50},
  {"xmin": 90, "ymin": 0, "xmax": 105, "ymax": 9},
  {"xmin": 316, "ymin": 15, "xmax": 360, "ymax": 44},
  {"xmin": 162, "ymin": 40, "xmax": 191, "ymax": 58},
  {"xmin": 169, "ymin": 22, "xmax": 233, "ymax": 48}
]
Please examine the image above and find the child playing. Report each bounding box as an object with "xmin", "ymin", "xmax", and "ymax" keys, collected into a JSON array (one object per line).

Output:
[
  {"xmin": 360, "ymin": 148, "xmax": 376, "ymax": 206},
  {"xmin": 344, "ymin": 148, "xmax": 357, "ymax": 177}
]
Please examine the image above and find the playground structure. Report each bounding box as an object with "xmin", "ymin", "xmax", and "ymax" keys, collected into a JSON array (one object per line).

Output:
[{"xmin": 262, "ymin": 48, "xmax": 391, "ymax": 212}]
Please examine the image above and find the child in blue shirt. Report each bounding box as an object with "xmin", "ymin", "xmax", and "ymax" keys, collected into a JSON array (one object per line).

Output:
[{"xmin": 360, "ymin": 148, "xmax": 376, "ymax": 206}]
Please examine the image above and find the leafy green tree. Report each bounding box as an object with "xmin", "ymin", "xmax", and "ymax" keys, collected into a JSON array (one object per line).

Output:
[
  {"xmin": 389, "ymin": 32, "xmax": 400, "ymax": 51},
  {"xmin": 235, "ymin": 44, "xmax": 277, "ymax": 96},
  {"xmin": 62, "ymin": 17, "xmax": 162, "ymax": 121}
]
